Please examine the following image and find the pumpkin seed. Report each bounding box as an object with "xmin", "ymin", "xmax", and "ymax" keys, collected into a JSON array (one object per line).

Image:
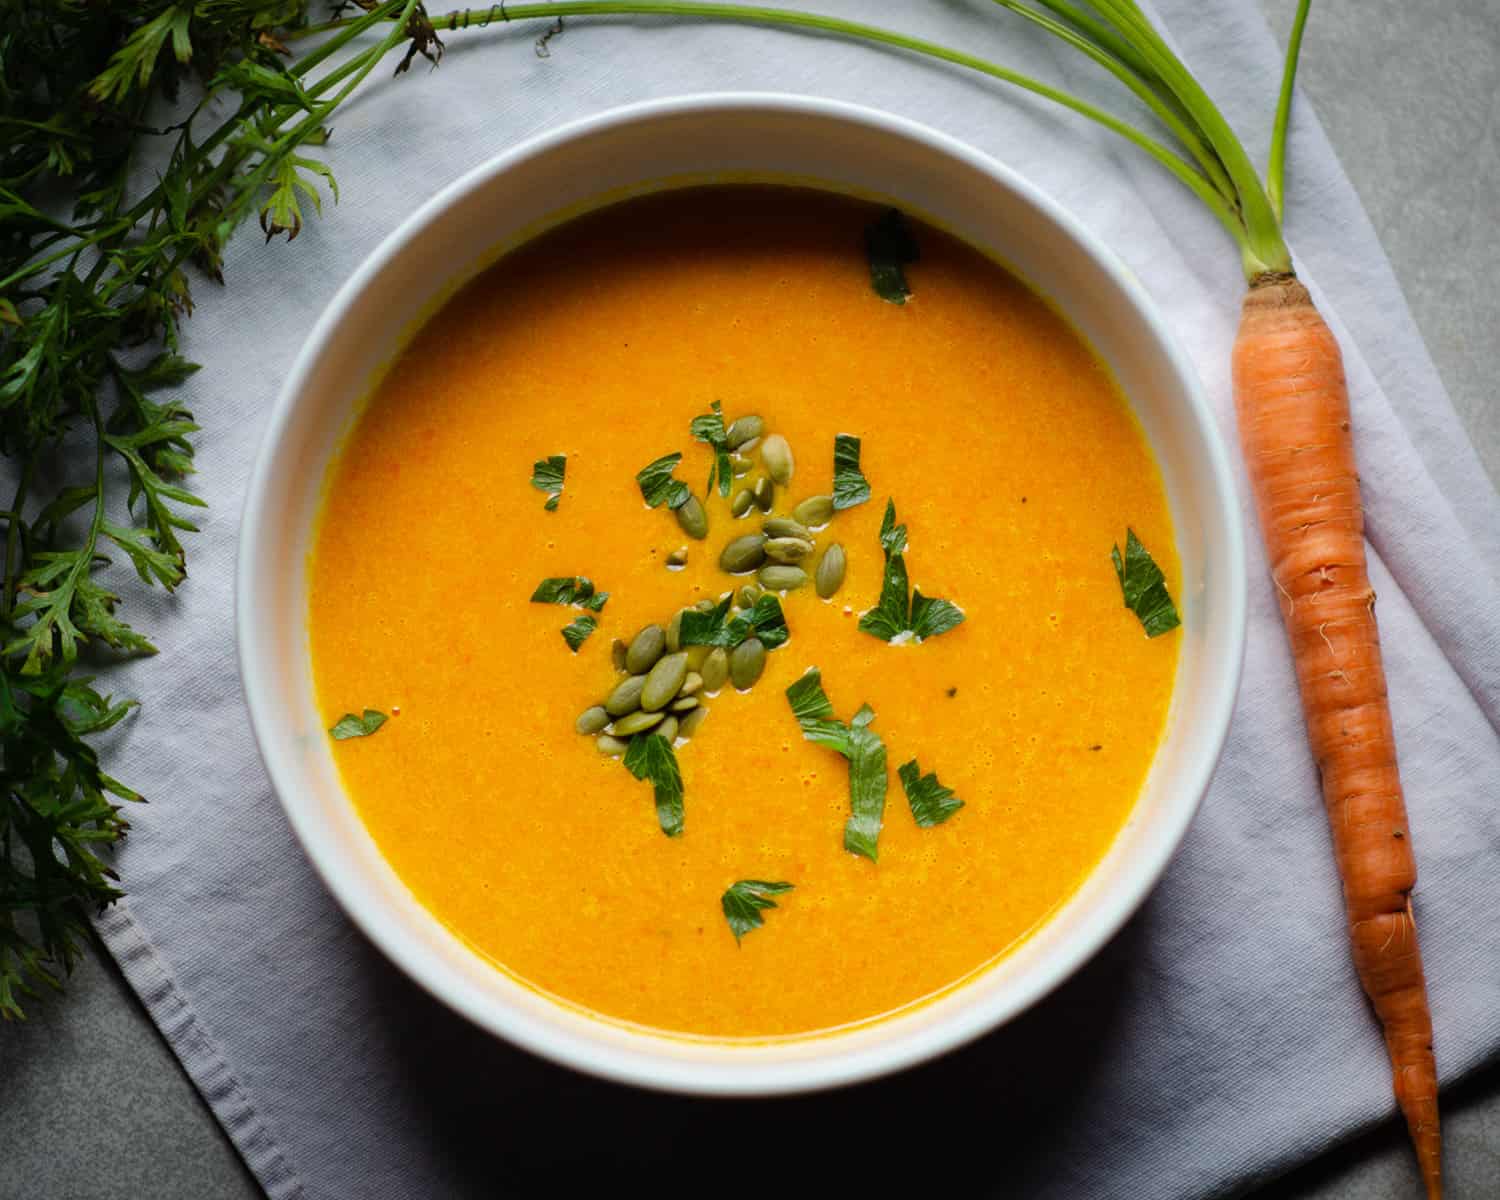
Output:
[
  {"xmin": 596, "ymin": 734, "xmax": 630, "ymax": 757},
  {"xmin": 670, "ymin": 696, "xmax": 700, "ymax": 713},
  {"xmin": 611, "ymin": 709, "xmax": 665, "ymax": 736},
  {"xmin": 666, "ymin": 547, "xmax": 689, "ymax": 569},
  {"xmin": 610, "ymin": 638, "xmax": 628, "ymax": 672},
  {"xmin": 729, "ymin": 636, "xmax": 767, "ymax": 689},
  {"xmin": 719, "ymin": 533, "xmax": 767, "ymax": 574},
  {"xmin": 730, "ymin": 453, "xmax": 754, "ymax": 477},
  {"xmin": 684, "ymin": 643, "xmax": 711, "ymax": 672},
  {"xmin": 758, "ymin": 564, "xmax": 809, "ymax": 591},
  {"xmin": 815, "ymin": 542, "xmax": 847, "ymax": 599},
  {"xmin": 737, "ymin": 584, "xmax": 763, "ymax": 608},
  {"xmin": 677, "ymin": 706, "xmax": 709, "ymax": 740},
  {"xmin": 657, "ymin": 715, "xmax": 680, "ymax": 743},
  {"xmin": 760, "ymin": 434, "xmax": 794, "ymax": 485},
  {"xmin": 730, "ymin": 488, "xmax": 755, "ymax": 517},
  {"xmin": 605, "ymin": 674, "xmax": 647, "ymax": 717},
  {"xmin": 764, "ymin": 536, "xmax": 815, "ymax": 565},
  {"xmin": 666, "ymin": 609, "xmax": 686, "ymax": 653},
  {"xmin": 576, "ymin": 705, "xmax": 610, "ymax": 735},
  {"xmin": 679, "ymin": 672, "xmax": 704, "ymax": 697},
  {"xmin": 792, "ymin": 494, "xmax": 835, "ymax": 528},
  {"xmin": 752, "ymin": 477, "xmax": 775, "ymax": 512},
  {"xmin": 763, "ymin": 516, "xmax": 811, "ymax": 540},
  {"xmin": 625, "ymin": 624, "xmax": 667, "ymax": 674},
  {"xmin": 641, "ymin": 651, "xmax": 689, "ymax": 711},
  {"xmin": 725, "ymin": 415, "xmax": 764, "ymax": 449},
  {"xmin": 674, "ymin": 493, "xmax": 708, "ymax": 539},
  {"xmin": 695, "ymin": 598, "xmax": 718, "ymax": 612},
  {"xmin": 700, "ymin": 647, "xmax": 730, "ymax": 691}
]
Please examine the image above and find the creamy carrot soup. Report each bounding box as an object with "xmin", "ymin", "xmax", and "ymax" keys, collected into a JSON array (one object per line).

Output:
[{"xmin": 309, "ymin": 187, "xmax": 1180, "ymax": 1039}]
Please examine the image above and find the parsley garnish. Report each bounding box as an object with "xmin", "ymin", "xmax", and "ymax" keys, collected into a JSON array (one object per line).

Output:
[
  {"xmin": 786, "ymin": 669, "xmax": 888, "ymax": 862},
  {"xmin": 1111, "ymin": 529, "xmax": 1181, "ymax": 637},
  {"xmin": 858, "ymin": 500, "xmax": 965, "ymax": 643},
  {"xmin": 530, "ymin": 454, "xmax": 565, "ymax": 511},
  {"xmin": 636, "ymin": 452, "xmax": 692, "ymax": 510},
  {"xmin": 530, "ymin": 576, "xmax": 609, "ymax": 612},
  {"xmin": 865, "ymin": 208, "xmax": 920, "ymax": 304},
  {"xmin": 623, "ymin": 733, "xmax": 685, "ymax": 837},
  {"xmin": 897, "ymin": 759, "xmax": 965, "ymax": 827},
  {"xmin": 330, "ymin": 709, "xmax": 388, "ymax": 740},
  {"xmin": 832, "ymin": 433, "xmax": 871, "ymax": 510},
  {"xmin": 560, "ymin": 614, "xmax": 597, "ymax": 652},
  {"xmin": 690, "ymin": 401, "xmax": 733, "ymax": 499},
  {"xmin": 679, "ymin": 593, "xmax": 789, "ymax": 651},
  {"xmin": 721, "ymin": 880, "xmax": 794, "ymax": 945}
]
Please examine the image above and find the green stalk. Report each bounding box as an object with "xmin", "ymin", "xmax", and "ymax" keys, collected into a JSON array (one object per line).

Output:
[
  {"xmin": 989, "ymin": 0, "xmax": 1236, "ymax": 204},
  {"xmin": 424, "ymin": 2, "xmax": 1246, "ymax": 244},
  {"xmin": 1083, "ymin": 0, "xmax": 1290, "ymax": 275},
  {"xmin": 1267, "ymin": 0, "xmax": 1312, "ymax": 222}
]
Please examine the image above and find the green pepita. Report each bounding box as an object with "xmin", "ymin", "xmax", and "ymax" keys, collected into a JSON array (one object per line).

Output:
[
  {"xmin": 731, "ymin": 488, "xmax": 755, "ymax": 517},
  {"xmin": 610, "ymin": 709, "xmax": 665, "ymax": 736},
  {"xmin": 737, "ymin": 584, "xmax": 763, "ymax": 608},
  {"xmin": 760, "ymin": 434, "xmax": 794, "ymax": 485},
  {"xmin": 679, "ymin": 672, "xmax": 704, "ymax": 697},
  {"xmin": 758, "ymin": 564, "xmax": 809, "ymax": 591},
  {"xmin": 764, "ymin": 536, "xmax": 815, "ymax": 565},
  {"xmin": 762, "ymin": 516, "xmax": 811, "ymax": 541},
  {"xmin": 596, "ymin": 734, "xmax": 630, "ymax": 757},
  {"xmin": 719, "ymin": 533, "xmax": 767, "ymax": 574},
  {"xmin": 657, "ymin": 715, "xmax": 680, "ymax": 743},
  {"xmin": 625, "ymin": 624, "xmax": 667, "ymax": 674},
  {"xmin": 725, "ymin": 415, "xmax": 764, "ymax": 449},
  {"xmin": 677, "ymin": 706, "xmax": 708, "ymax": 740},
  {"xmin": 670, "ymin": 696, "xmax": 700, "ymax": 713},
  {"xmin": 641, "ymin": 651, "xmax": 689, "ymax": 711},
  {"xmin": 666, "ymin": 547, "xmax": 689, "ymax": 569},
  {"xmin": 815, "ymin": 542, "xmax": 848, "ymax": 599},
  {"xmin": 684, "ymin": 643, "xmax": 711, "ymax": 672},
  {"xmin": 605, "ymin": 674, "xmax": 647, "ymax": 717},
  {"xmin": 694, "ymin": 598, "xmax": 718, "ymax": 612},
  {"xmin": 792, "ymin": 494, "xmax": 835, "ymax": 528},
  {"xmin": 675, "ymin": 493, "xmax": 708, "ymax": 539},
  {"xmin": 729, "ymin": 636, "xmax": 768, "ymax": 689},
  {"xmin": 700, "ymin": 647, "xmax": 730, "ymax": 692},
  {"xmin": 575, "ymin": 705, "xmax": 610, "ymax": 735},
  {"xmin": 666, "ymin": 608, "xmax": 686, "ymax": 653},
  {"xmin": 610, "ymin": 638, "xmax": 628, "ymax": 672},
  {"xmin": 752, "ymin": 477, "xmax": 775, "ymax": 512},
  {"xmin": 730, "ymin": 453, "xmax": 754, "ymax": 477}
]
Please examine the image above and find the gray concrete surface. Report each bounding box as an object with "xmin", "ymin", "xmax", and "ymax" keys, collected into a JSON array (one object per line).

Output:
[{"xmin": 1, "ymin": 3, "xmax": 1495, "ymax": 1198}]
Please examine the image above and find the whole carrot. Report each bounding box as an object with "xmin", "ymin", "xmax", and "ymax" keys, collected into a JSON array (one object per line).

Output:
[{"xmin": 1233, "ymin": 276, "xmax": 1440, "ymax": 1194}]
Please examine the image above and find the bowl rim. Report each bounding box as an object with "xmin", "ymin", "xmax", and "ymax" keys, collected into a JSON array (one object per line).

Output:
[{"xmin": 237, "ymin": 91, "xmax": 1247, "ymax": 1095}]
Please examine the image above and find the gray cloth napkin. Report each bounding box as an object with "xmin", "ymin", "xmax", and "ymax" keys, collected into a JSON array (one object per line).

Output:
[{"xmin": 91, "ymin": 2, "xmax": 1500, "ymax": 1197}]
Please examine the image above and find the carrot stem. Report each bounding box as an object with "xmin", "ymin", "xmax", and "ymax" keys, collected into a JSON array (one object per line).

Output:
[{"xmin": 1268, "ymin": 0, "xmax": 1313, "ymax": 222}]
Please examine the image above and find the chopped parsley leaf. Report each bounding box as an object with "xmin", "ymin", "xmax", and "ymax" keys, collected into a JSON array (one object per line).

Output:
[
  {"xmin": 786, "ymin": 668, "xmax": 888, "ymax": 862},
  {"xmin": 897, "ymin": 758, "xmax": 964, "ymax": 827},
  {"xmin": 1111, "ymin": 528, "xmax": 1180, "ymax": 637},
  {"xmin": 330, "ymin": 709, "xmax": 387, "ymax": 740},
  {"xmin": 832, "ymin": 433, "xmax": 871, "ymax": 510},
  {"xmin": 721, "ymin": 880, "xmax": 794, "ymax": 944},
  {"xmin": 623, "ymin": 733, "xmax": 685, "ymax": 837}
]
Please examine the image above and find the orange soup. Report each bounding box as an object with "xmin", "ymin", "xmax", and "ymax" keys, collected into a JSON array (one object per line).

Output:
[{"xmin": 309, "ymin": 187, "xmax": 1179, "ymax": 1039}]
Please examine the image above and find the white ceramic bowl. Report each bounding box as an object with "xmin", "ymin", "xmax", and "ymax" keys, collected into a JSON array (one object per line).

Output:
[{"xmin": 238, "ymin": 94, "xmax": 1246, "ymax": 1095}]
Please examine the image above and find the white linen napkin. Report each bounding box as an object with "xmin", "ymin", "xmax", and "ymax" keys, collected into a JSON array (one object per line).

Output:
[{"xmin": 92, "ymin": 2, "xmax": 1500, "ymax": 1196}]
